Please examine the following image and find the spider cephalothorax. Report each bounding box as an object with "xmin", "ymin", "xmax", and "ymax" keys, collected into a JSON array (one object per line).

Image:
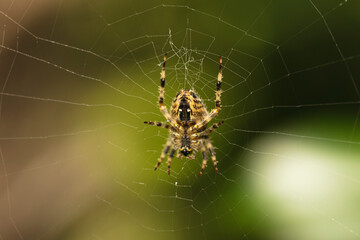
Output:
[{"xmin": 144, "ymin": 54, "xmax": 224, "ymax": 176}]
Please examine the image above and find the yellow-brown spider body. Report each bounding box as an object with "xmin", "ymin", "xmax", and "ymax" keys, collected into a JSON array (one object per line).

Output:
[
  {"xmin": 170, "ymin": 90, "xmax": 208, "ymax": 125},
  {"xmin": 144, "ymin": 54, "xmax": 224, "ymax": 176},
  {"xmin": 169, "ymin": 89, "xmax": 207, "ymax": 156}
]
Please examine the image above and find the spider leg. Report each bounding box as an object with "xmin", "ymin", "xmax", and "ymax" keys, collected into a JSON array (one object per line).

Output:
[
  {"xmin": 167, "ymin": 149, "xmax": 176, "ymax": 175},
  {"xmin": 159, "ymin": 53, "xmax": 167, "ymax": 108},
  {"xmin": 191, "ymin": 121, "xmax": 224, "ymax": 138},
  {"xmin": 198, "ymin": 141, "xmax": 208, "ymax": 176},
  {"xmin": 144, "ymin": 121, "xmax": 170, "ymax": 129},
  {"xmin": 215, "ymin": 56, "xmax": 223, "ymax": 112},
  {"xmin": 205, "ymin": 121, "xmax": 224, "ymax": 134},
  {"xmin": 206, "ymin": 140, "xmax": 218, "ymax": 172},
  {"xmin": 158, "ymin": 54, "xmax": 181, "ymax": 129},
  {"xmin": 155, "ymin": 138, "xmax": 172, "ymax": 171},
  {"xmin": 190, "ymin": 56, "xmax": 223, "ymax": 131}
]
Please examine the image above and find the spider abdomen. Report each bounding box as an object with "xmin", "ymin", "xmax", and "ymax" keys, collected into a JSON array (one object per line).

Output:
[{"xmin": 170, "ymin": 89, "xmax": 208, "ymax": 125}]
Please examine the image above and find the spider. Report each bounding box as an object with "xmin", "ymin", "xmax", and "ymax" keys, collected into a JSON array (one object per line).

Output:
[{"xmin": 144, "ymin": 54, "xmax": 224, "ymax": 176}]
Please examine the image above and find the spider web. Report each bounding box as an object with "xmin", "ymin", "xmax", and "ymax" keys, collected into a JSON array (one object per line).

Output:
[{"xmin": 0, "ymin": 0, "xmax": 360, "ymax": 239}]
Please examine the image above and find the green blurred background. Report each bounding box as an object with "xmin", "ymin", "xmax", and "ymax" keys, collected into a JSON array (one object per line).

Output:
[{"xmin": 0, "ymin": 0, "xmax": 360, "ymax": 239}]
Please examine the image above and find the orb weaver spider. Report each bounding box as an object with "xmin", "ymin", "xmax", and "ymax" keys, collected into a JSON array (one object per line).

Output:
[{"xmin": 144, "ymin": 54, "xmax": 224, "ymax": 176}]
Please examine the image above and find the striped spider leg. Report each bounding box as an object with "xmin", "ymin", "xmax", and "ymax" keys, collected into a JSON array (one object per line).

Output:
[{"xmin": 189, "ymin": 56, "xmax": 223, "ymax": 132}]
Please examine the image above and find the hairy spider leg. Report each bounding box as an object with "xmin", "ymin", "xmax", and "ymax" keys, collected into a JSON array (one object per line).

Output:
[
  {"xmin": 191, "ymin": 121, "xmax": 224, "ymax": 139},
  {"xmin": 206, "ymin": 140, "xmax": 218, "ymax": 172},
  {"xmin": 144, "ymin": 121, "xmax": 170, "ymax": 129},
  {"xmin": 167, "ymin": 149, "xmax": 176, "ymax": 175},
  {"xmin": 198, "ymin": 142, "xmax": 209, "ymax": 176},
  {"xmin": 190, "ymin": 56, "xmax": 223, "ymax": 131},
  {"xmin": 215, "ymin": 56, "xmax": 223, "ymax": 110},
  {"xmin": 155, "ymin": 139, "xmax": 172, "ymax": 171},
  {"xmin": 158, "ymin": 53, "xmax": 182, "ymax": 130}
]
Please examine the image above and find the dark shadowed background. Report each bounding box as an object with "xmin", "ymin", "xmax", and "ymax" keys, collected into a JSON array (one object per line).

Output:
[{"xmin": 0, "ymin": 0, "xmax": 360, "ymax": 239}]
